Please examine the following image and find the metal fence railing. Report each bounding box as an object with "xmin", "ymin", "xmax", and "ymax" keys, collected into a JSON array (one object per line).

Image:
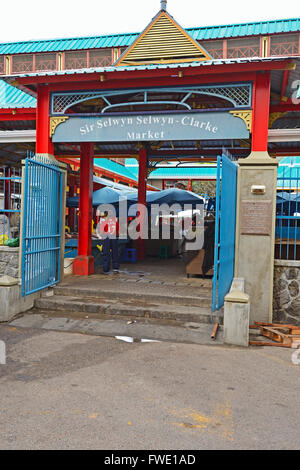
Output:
[
  {"xmin": 275, "ymin": 164, "xmax": 300, "ymax": 260},
  {"xmin": 0, "ymin": 166, "xmax": 22, "ymax": 244}
]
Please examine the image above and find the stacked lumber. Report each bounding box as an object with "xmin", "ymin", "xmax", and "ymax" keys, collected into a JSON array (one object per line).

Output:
[{"xmin": 249, "ymin": 322, "xmax": 300, "ymax": 348}]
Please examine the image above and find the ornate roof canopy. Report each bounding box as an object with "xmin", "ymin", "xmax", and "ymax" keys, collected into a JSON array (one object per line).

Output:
[{"xmin": 114, "ymin": 8, "xmax": 212, "ymax": 67}]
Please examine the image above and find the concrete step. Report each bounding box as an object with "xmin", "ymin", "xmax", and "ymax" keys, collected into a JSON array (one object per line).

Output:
[
  {"xmin": 34, "ymin": 295, "xmax": 222, "ymax": 325},
  {"xmin": 9, "ymin": 313, "xmax": 224, "ymax": 346},
  {"xmin": 53, "ymin": 285, "xmax": 212, "ymax": 308}
]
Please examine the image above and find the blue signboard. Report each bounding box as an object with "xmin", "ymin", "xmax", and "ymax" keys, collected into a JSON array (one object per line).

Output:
[{"xmin": 51, "ymin": 111, "xmax": 250, "ymax": 143}]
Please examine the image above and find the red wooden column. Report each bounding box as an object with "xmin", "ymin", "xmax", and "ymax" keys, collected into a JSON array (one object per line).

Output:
[
  {"xmin": 73, "ymin": 143, "xmax": 94, "ymax": 275},
  {"xmin": 68, "ymin": 174, "xmax": 76, "ymax": 231},
  {"xmin": 136, "ymin": 146, "xmax": 147, "ymax": 261},
  {"xmin": 251, "ymin": 72, "xmax": 271, "ymax": 152},
  {"xmin": 36, "ymin": 84, "xmax": 54, "ymax": 155},
  {"xmin": 4, "ymin": 167, "xmax": 11, "ymax": 212}
]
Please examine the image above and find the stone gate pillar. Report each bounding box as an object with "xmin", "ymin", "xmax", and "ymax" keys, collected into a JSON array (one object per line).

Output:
[
  {"xmin": 235, "ymin": 152, "xmax": 278, "ymax": 323},
  {"xmin": 234, "ymin": 72, "xmax": 278, "ymax": 323}
]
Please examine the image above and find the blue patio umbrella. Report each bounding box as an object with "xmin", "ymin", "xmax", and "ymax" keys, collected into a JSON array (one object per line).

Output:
[
  {"xmin": 276, "ymin": 191, "xmax": 291, "ymax": 203},
  {"xmin": 67, "ymin": 188, "xmax": 204, "ymax": 211},
  {"xmin": 145, "ymin": 188, "xmax": 204, "ymax": 207},
  {"xmin": 125, "ymin": 188, "xmax": 204, "ymax": 207},
  {"xmin": 92, "ymin": 187, "xmax": 128, "ymax": 207},
  {"xmin": 66, "ymin": 187, "xmax": 134, "ymax": 208},
  {"xmin": 66, "ymin": 196, "xmax": 80, "ymax": 208}
]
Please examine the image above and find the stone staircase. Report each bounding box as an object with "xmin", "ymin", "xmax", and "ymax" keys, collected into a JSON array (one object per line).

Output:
[
  {"xmin": 33, "ymin": 279, "xmax": 222, "ymax": 326},
  {"xmin": 20, "ymin": 274, "xmax": 224, "ymax": 344}
]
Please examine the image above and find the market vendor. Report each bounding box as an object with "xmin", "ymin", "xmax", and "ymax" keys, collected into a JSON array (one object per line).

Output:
[{"xmin": 97, "ymin": 211, "xmax": 120, "ymax": 274}]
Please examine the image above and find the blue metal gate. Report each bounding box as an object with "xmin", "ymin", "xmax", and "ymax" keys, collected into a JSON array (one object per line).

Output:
[
  {"xmin": 212, "ymin": 154, "xmax": 238, "ymax": 312},
  {"xmin": 21, "ymin": 154, "xmax": 63, "ymax": 297}
]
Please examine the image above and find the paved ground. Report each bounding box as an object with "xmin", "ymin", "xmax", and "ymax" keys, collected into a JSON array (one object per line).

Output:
[
  {"xmin": 10, "ymin": 313, "xmax": 224, "ymax": 345},
  {"xmin": 65, "ymin": 257, "xmax": 213, "ymax": 293},
  {"xmin": 0, "ymin": 324, "xmax": 299, "ymax": 450}
]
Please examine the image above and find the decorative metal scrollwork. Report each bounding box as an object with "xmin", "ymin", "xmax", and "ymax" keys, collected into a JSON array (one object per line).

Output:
[
  {"xmin": 50, "ymin": 83, "xmax": 252, "ymax": 115},
  {"xmin": 229, "ymin": 110, "xmax": 253, "ymax": 132},
  {"xmin": 49, "ymin": 116, "xmax": 69, "ymax": 137}
]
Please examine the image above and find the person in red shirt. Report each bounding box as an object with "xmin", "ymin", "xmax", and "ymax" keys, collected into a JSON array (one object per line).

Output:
[{"xmin": 98, "ymin": 211, "xmax": 120, "ymax": 274}]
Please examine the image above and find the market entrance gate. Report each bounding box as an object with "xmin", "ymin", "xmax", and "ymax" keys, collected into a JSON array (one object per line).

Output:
[
  {"xmin": 21, "ymin": 154, "xmax": 63, "ymax": 296},
  {"xmin": 48, "ymin": 84, "xmax": 251, "ymax": 275},
  {"xmin": 212, "ymin": 154, "xmax": 238, "ymax": 312}
]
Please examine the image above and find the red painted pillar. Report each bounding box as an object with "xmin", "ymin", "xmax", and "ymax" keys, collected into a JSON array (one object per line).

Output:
[
  {"xmin": 36, "ymin": 84, "xmax": 54, "ymax": 155},
  {"xmin": 4, "ymin": 167, "xmax": 10, "ymax": 211},
  {"xmin": 251, "ymin": 72, "xmax": 271, "ymax": 152},
  {"xmin": 68, "ymin": 174, "xmax": 76, "ymax": 231},
  {"xmin": 73, "ymin": 143, "xmax": 94, "ymax": 275},
  {"xmin": 137, "ymin": 146, "xmax": 147, "ymax": 260}
]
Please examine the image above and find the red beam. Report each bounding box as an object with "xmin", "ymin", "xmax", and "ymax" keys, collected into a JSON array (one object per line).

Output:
[
  {"xmin": 42, "ymin": 73, "xmax": 257, "ymax": 94},
  {"xmin": 149, "ymin": 148, "xmax": 250, "ymax": 156},
  {"xmin": 269, "ymin": 148, "xmax": 300, "ymax": 155},
  {"xmin": 280, "ymin": 70, "xmax": 290, "ymax": 101},
  {"xmin": 15, "ymin": 59, "xmax": 293, "ymax": 88},
  {"xmin": 0, "ymin": 108, "xmax": 36, "ymax": 121},
  {"xmin": 57, "ymin": 156, "xmax": 143, "ymax": 188},
  {"xmin": 270, "ymin": 103, "xmax": 300, "ymax": 112}
]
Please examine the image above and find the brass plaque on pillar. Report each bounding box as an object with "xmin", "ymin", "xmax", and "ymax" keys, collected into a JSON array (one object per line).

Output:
[{"xmin": 240, "ymin": 200, "xmax": 272, "ymax": 236}]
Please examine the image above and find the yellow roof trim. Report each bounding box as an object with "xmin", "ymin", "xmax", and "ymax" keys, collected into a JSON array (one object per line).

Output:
[{"xmin": 114, "ymin": 10, "xmax": 211, "ymax": 67}]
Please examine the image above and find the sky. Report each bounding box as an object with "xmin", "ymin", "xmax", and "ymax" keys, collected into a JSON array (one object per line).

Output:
[{"xmin": 0, "ymin": 0, "xmax": 298, "ymax": 43}]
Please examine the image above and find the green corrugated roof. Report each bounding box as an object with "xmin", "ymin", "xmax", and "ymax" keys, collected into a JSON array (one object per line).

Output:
[
  {"xmin": 277, "ymin": 157, "xmax": 300, "ymax": 189},
  {"xmin": 94, "ymin": 158, "xmax": 138, "ymax": 181},
  {"xmin": 148, "ymin": 166, "xmax": 218, "ymax": 179},
  {"xmin": 0, "ymin": 33, "xmax": 139, "ymax": 55},
  {"xmin": 188, "ymin": 17, "xmax": 300, "ymax": 40},
  {"xmin": 0, "ymin": 79, "xmax": 36, "ymax": 108},
  {"xmin": 0, "ymin": 17, "xmax": 298, "ymax": 55},
  {"xmin": 278, "ymin": 156, "xmax": 300, "ymax": 166},
  {"xmin": 125, "ymin": 158, "xmax": 139, "ymax": 177}
]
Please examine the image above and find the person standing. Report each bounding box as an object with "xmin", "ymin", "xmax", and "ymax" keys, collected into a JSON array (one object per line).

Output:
[{"xmin": 98, "ymin": 211, "xmax": 120, "ymax": 274}]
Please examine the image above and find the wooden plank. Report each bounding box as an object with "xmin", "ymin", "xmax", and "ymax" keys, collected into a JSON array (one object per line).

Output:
[
  {"xmin": 275, "ymin": 238, "xmax": 300, "ymax": 245},
  {"xmin": 259, "ymin": 326, "xmax": 293, "ymax": 345},
  {"xmin": 259, "ymin": 326, "xmax": 284, "ymax": 343},
  {"xmin": 249, "ymin": 341, "xmax": 291, "ymax": 348},
  {"xmin": 290, "ymin": 328, "xmax": 300, "ymax": 335},
  {"xmin": 259, "ymin": 328, "xmax": 300, "ymax": 344},
  {"xmin": 255, "ymin": 322, "xmax": 300, "ymax": 335},
  {"xmin": 255, "ymin": 321, "xmax": 296, "ymax": 328}
]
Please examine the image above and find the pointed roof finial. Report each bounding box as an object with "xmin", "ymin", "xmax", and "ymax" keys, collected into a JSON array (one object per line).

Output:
[{"xmin": 161, "ymin": 0, "xmax": 167, "ymax": 10}]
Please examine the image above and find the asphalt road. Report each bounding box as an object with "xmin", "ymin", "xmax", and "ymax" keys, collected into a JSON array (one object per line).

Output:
[{"xmin": 0, "ymin": 324, "xmax": 299, "ymax": 450}]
